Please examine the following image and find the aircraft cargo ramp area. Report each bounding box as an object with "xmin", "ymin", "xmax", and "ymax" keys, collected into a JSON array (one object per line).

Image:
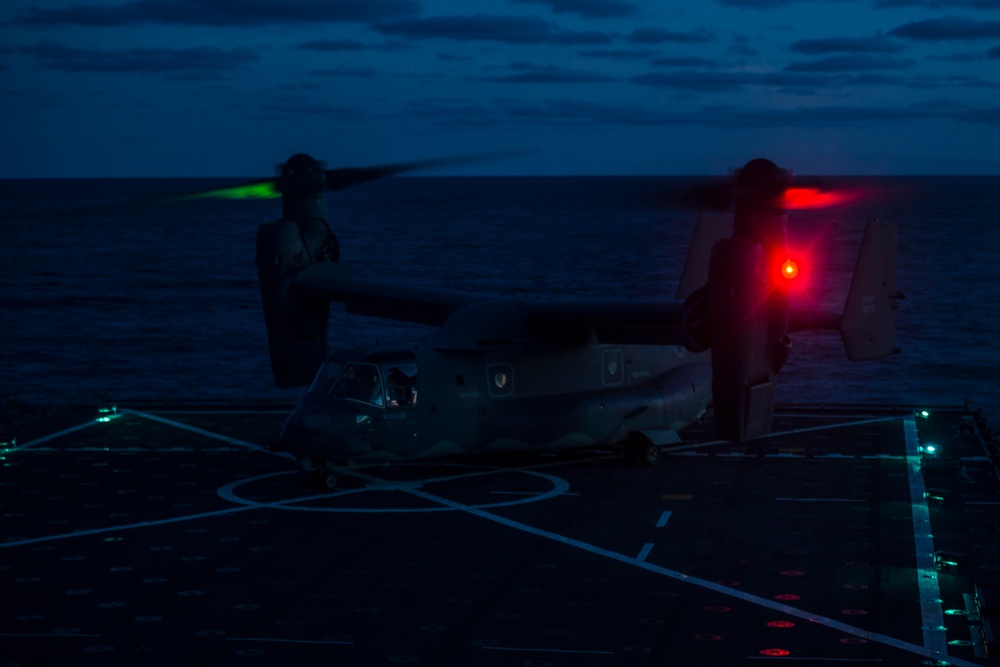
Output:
[{"xmin": 2, "ymin": 403, "xmax": 999, "ymax": 666}]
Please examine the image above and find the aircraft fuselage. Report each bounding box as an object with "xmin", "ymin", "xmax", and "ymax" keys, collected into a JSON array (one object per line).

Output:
[{"xmin": 278, "ymin": 340, "xmax": 711, "ymax": 466}]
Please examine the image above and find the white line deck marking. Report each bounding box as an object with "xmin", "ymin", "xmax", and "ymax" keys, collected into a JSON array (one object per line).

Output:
[
  {"xmin": 636, "ymin": 543, "xmax": 654, "ymax": 562},
  {"xmin": 122, "ymin": 409, "xmax": 294, "ymax": 459},
  {"xmin": 664, "ymin": 415, "xmax": 904, "ymax": 455},
  {"xmin": 0, "ymin": 505, "xmax": 262, "ymax": 548},
  {"xmin": 904, "ymin": 416, "xmax": 948, "ymax": 660},
  {"xmin": 11, "ymin": 413, "xmax": 124, "ymax": 450},
  {"xmin": 656, "ymin": 511, "xmax": 672, "ymax": 527}
]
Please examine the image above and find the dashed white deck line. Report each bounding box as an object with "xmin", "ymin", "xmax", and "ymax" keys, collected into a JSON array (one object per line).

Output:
[{"xmin": 903, "ymin": 416, "xmax": 949, "ymax": 659}]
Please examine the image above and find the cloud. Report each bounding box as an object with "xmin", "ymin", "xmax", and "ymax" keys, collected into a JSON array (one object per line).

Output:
[
  {"xmin": 629, "ymin": 66, "xmax": 919, "ymax": 94},
  {"xmin": 785, "ymin": 54, "xmax": 913, "ymax": 71},
  {"xmin": 490, "ymin": 98, "xmax": 993, "ymax": 128},
  {"xmin": 20, "ymin": 40, "xmax": 258, "ymax": 73},
  {"xmin": 258, "ymin": 97, "xmax": 367, "ymax": 120},
  {"xmin": 960, "ymin": 106, "xmax": 1000, "ymax": 125},
  {"xmin": 628, "ymin": 27, "xmax": 713, "ymax": 44},
  {"xmin": 790, "ymin": 36, "xmax": 904, "ymax": 54},
  {"xmin": 373, "ymin": 14, "xmax": 614, "ymax": 45},
  {"xmin": 650, "ymin": 56, "xmax": 719, "ymax": 67},
  {"xmin": 509, "ymin": 0, "xmax": 639, "ymax": 18},
  {"xmin": 712, "ymin": 0, "xmax": 799, "ymax": 7},
  {"xmin": 727, "ymin": 34, "xmax": 757, "ymax": 57},
  {"xmin": 630, "ymin": 69, "xmax": 828, "ymax": 93},
  {"xmin": 307, "ymin": 67, "xmax": 378, "ymax": 78},
  {"xmin": 297, "ymin": 39, "xmax": 367, "ymax": 52},
  {"xmin": 875, "ymin": 0, "xmax": 1000, "ymax": 8},
  {"xmin": 578, "ymin": 48, "xmax": 661, "ymax": 60},
  {"xmin": 8, "ymin": 0, "xmax": 419, "ymax": 27},
  {"xmin": 295, "ymin": 38, "xmax": 421, "ymax": 55},
  {"xmin": 482, "ymin": 61, "xmax": 615, "ymax": 83},
  {"xmin": 404, "ymin": 98, "xmax": 499, "ymax": 127},
  {"xmin": 907, "ymin": 74, "xmax": 1000, "ymax": 89},
  {"xmin": 889, "ymin": 16, "xmax": 1000, "ymax": 41},
  {"xmin": 630, "ymin": 70, "xmax": 748, "ymax": 92}
]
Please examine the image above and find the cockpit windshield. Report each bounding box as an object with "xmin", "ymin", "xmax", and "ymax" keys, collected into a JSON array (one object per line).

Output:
[
  {"xmin": 329, "ymin": 363, "xmax": 385, "ymax": 407},
  {"xmin": 309, "ymin": 359, "xmax": 418, "ymax": 409}
]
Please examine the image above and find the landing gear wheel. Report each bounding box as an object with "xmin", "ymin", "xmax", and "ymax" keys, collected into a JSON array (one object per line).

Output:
[
  {"xmin": 641, "ymin": 442, "xmax": 662, "ymax": 466},
  {"xmin": 313, "ymin": 468, "xmax": 338, "ymax": 490},
  {"xmin": 624, "ymin": 437, "xmax": 662, "ymax": 466}
]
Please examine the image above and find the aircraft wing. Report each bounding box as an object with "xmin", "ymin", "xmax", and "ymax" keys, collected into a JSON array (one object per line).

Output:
[
  {"xmin": 292, "ymin": 262, "xmax": 482, "ymax": 326},
  {"xmin": 292, "ymin": 262, "xmax": 687, "ymax": 346}
]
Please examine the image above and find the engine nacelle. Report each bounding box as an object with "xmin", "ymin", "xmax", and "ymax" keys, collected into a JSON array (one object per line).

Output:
[
  {"xmin": 702, "ymin": 158, "xmax": 794, "ymax": 441},
  {"xmin": 256, "ymin": 217, "xmax": 337, "ymax": 388},
  {"xmin": 706, "ymin": 237, "xmax": 791, "ymax": 441}
]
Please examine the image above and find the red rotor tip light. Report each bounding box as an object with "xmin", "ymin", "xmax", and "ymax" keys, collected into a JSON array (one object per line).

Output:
[{"xmin": 783, "ymin": 187, "xmax": 855, "ymax": 210}]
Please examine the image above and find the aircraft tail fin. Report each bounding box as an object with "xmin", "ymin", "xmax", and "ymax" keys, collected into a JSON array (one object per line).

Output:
[{"xmin": 840, "ymin": 219, "xmax": 902, "ymax": 361}]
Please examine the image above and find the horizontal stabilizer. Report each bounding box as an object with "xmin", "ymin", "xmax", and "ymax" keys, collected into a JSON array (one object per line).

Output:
[{"xmin": 840, "ymin": 219, "xmax": 901, "ymax": 361}]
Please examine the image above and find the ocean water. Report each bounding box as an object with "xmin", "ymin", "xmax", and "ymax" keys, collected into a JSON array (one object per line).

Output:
[{"xmin": 1, "ymin": 176, "xmax": 998, "ymax": 421}]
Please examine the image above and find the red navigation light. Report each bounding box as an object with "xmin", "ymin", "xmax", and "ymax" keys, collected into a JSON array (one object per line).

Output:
[
  {"xmin": 781, "ymin": 258, "xmax": 799, "ymax": 280},
  {"xmin": 773, "ymin": 256, "xmax": 803, "ymax": 290},
  {"xmin": 783, "ymin": 187, "xmax": 855, "ymax": 210}
]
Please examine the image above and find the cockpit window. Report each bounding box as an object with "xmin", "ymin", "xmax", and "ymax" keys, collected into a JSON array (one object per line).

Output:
[
  {"xmin": 383, "ymin": 363, "xmax": 418, "ymax": 408},
  {"xmin": 329, "ymin": 363, "xmax": 384, "ymax": 408},
  {"xmin": 308, "ymin": 361, "xmax": 345, "ymax": 395},
  {"xmin": 309, "ymin": 358, "xmax": 418, "ymax": 409}
]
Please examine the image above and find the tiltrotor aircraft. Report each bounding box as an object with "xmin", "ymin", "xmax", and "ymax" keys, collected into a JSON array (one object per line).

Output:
[{"xmin": 201, "ymin": 154, "xmax": 901, "ymax": 489}]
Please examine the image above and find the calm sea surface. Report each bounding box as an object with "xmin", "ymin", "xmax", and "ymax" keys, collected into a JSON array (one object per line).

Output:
[{"xmin": 1, "ymin": 176, "xmax": 998, "ymax": 420}]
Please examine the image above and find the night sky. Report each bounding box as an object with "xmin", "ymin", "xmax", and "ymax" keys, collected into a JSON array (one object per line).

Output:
[{"xmin": 2, "ymin": 0, "xmax": 999, "ymax": 178}]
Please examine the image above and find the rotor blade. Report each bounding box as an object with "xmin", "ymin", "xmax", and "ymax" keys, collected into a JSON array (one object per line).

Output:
[
  {"xmin": 652, "ymin": 175, "xmax": 871, "ymax": 213},
  {"xmin": 177, "ymin": 179, "xmax": 280, "ymax": 201},
  {"xmin": 323, "ymin": 149, "xmax": 534, "ymax": 191}
]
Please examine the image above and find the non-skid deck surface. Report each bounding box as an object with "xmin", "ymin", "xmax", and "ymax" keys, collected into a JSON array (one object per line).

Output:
[{"xmin": 2, "ymin": 404, "xmax": 997, "ymax": 666}]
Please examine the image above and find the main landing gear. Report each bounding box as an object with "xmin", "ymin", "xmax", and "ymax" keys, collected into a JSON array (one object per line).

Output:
[
  {"xmin": 301, "ymin": 458, "xmax": 340, "ymax": 490},
  {"xmin": 623, "ymin": 435, "xmax": 662, "ymax": 466},
  {"xmin": 311, "ymin": 468, "xmax": 338, "ymax": 490}
]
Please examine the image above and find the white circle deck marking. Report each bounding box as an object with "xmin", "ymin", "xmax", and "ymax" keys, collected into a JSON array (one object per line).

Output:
[{"xmin": 217, "ymin": 464, "xmax": 570, "ymax": 513}]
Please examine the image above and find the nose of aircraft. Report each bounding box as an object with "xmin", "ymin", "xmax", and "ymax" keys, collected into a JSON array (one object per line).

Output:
[{"xmin": 277, "ymin": 398, "xmax": 374, "ymax": 461}]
